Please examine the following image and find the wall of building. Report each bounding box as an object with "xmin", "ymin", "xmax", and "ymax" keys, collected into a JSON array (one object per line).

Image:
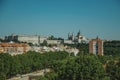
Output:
[
  {"xmin": 0, "ymin": 42, "xmax": 31, "ymax": 55},
  {"xmin": 5, "ymin": 34, "xmax": 48, "ymax": 45},
  {"xmin": 47, "ymin": 40, "xmax": 62, "ymax": 45},
  {"xmin": 64, "ymin": 40, "xmax": 74, "ymax": 44}
]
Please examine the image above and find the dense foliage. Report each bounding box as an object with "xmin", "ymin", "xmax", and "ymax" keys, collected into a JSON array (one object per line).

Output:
[
  {"xmin": 40, "ymin": 54, "xmax": 120, "ymax": 80},
  {"xmin": 64, "ymin": 43, "xmax": 89, "ymax": 53},
  {"xmin": 104, "ymin": 41, "xmax": 120, "ymax": 55},
  {"xmin": 51, "ymin": 54, "xmax": 106, "ymax": 80},
  {"xmin": 0, "ymin": 51, "xmax": 68, "ymax": 79},
  {"xmin": 0, "ymin": 51, "xmax": 120, "ymax": 80}
]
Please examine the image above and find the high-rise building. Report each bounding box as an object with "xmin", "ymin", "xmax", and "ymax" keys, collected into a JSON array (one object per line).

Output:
[{"xmin": 89, "ymin": 37, "xmax": 103, "ymax": 55}]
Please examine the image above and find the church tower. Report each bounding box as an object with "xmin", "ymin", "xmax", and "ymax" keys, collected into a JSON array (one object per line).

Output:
[
  {"xmin": 77, "ymin": 30, "xmax": 82, "ymax": 43},
  {"xmin": 77, "ymin": 30, "xmax": 81, "ymax": 38},
  {"xmin": 71, "ymin": 33, "xmax": 74, "ymax": 41},
  {"xmin": 68, "ymin": 32, "xmax": 71, "ymax": 40},
  {"xmin": 68, "ymin": 32, "xmax": 74, "ymax": 41}
]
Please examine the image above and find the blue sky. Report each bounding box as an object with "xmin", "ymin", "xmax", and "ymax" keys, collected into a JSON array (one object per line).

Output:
[{"xmin": 0, "ymin": 0, "xmax": 120, "ymax": 40}]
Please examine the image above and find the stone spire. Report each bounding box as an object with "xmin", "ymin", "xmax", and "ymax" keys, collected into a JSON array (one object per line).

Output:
[{"xmin": 77, "ymin": 30, "xmax": 81, "ymax": 37}]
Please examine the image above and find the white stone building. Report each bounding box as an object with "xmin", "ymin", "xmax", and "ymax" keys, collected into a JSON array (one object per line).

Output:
[
  {"xmin": 5, "ymin": 34, "xmax": 48, "ymax": 45},
  {"xmin": 68, "ymin": 30, "xmax": 89, "ymax": 43},
  {"xmin": 46, "ymin": 40, "xmax": 62, "ymax": 45}
]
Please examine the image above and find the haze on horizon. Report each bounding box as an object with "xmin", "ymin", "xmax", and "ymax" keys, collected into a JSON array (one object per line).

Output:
[{"xmin": 0, "ymin": 0, "xmax": 120, "ymax": 40}]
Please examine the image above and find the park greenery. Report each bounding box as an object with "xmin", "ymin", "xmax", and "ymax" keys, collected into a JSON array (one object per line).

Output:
[
  {"xmin": 40, "ymin": 53, "xmax": 120, "ymax": 80},
  {"xmin": 104, "ymin": 40, "xmax": 120, "ymax": 55},
  {"xmin": 0, "ymin": 51, "xmax": 120, "ymax": 80}
]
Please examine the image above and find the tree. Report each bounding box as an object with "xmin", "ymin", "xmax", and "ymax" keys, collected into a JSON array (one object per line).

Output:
[
  {"xmin": 52, "ymin": 54, "xmax": 106, "ymax": 80},
  {"xmin": 104, "ymin": 41, "xmax": 120, "ymax": 55},
  {"xmin": 106, "ymin": 60, "xmax": 120, "ymax": 80},
  {"xmin": 48, "ymin": 35, "xmax": 56, "ymax": 40},
  {"xmin": 42, "ymin": 40, "xmax": 48, "ymax": 46},
  {"xmin": 28, "ymin": 42, "xmax": 34, "ymax": 46},
  {"xmin": 0, "ymin": 53, "xmax": 13, "ymax": 79}
]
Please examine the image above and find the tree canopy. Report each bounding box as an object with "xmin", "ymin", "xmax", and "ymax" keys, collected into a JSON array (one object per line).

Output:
[{"xmin": 0, "ymin": 51, "xmax": 120, "ymax": 80}]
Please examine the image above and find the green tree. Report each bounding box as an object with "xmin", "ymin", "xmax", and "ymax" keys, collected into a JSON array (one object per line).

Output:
[
  {"xmin": 42, "ymin": 40, "xmax": 48, "ymax": 46},
  {"xmin": 49, "ymin": 35, "xmax": 56, "ymax": 40},
  {"xmin": 0, "ymin": 53, "xmax": 13, "ymax": 79},
  {"xmin": 106, "ymin": 60, "xmax": 120, "ymax": 80},
  {"xmin": 104, "ymin": 41, "xmax": 120, "ymax": 55},
  {"xmin": 52, "ymin": 54, "xmax": 106, "ymax": 80}
]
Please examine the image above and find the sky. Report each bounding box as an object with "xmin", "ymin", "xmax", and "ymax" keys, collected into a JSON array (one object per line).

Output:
[{"xmin": 0, "ymin": 0, "xmax": 120, "ymax": 40}]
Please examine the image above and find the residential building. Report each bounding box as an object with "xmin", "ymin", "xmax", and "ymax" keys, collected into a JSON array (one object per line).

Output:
[
  {"xmin": 0, "ymin": 42, "xmax": 31, "ymax": 55},
  {"xmin": 89, "ymin": 37, "xmax": 103, "ymax": 55}
]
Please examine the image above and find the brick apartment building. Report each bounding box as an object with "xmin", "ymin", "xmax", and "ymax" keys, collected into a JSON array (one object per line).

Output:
[{"xmin": 89, "ymin": 37, "xmax": 103, "ymax": 55}]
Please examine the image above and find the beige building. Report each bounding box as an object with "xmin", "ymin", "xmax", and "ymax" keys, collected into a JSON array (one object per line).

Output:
[
  {"xmin": 46, "ymin": 40, "xmax": 62, "ymax": 45},
  {"xmin": 0, "ymin": 42, "xmax": 30, "ymax": 55},
  {"xmin": 64, "ymin": 40, "xmax": 74, "ymax": 44}
]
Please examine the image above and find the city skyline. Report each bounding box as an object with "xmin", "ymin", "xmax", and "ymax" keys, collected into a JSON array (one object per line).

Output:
[{"xmin": 0, "ymin": 0, "xmax": 120, "ymax": 40}]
